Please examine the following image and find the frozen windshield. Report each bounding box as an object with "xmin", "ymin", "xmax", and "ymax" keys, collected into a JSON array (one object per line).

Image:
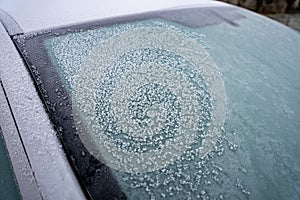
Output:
[{"xmin": 15, "ymin": 6, "xmax": 300, "ymax": 200}]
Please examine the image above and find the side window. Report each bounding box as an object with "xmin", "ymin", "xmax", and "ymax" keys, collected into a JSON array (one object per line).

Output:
[{"xmin": 0, "ymin": 127, "xmax": 20, "ymax": 200}]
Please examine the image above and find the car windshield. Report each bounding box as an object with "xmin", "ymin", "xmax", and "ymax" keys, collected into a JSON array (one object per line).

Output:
[{"xmin": 15, "ymin": 6, "xmax": 300, "ymax": 200}]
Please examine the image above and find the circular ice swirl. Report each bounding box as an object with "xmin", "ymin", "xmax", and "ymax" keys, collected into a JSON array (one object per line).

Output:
[{"xmin": 73, "ymin": 27, "xmax": 226, "ymax": 173}]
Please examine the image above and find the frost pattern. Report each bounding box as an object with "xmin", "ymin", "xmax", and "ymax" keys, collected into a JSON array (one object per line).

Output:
[{"xmin": 72, "ymin": 26, "xmax": 226, "ymax": 173}]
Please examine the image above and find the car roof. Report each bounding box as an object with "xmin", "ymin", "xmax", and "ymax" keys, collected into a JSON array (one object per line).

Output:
[{"xmin": 0, "ymin": 0, "xmax": 230, "ymax": 34}]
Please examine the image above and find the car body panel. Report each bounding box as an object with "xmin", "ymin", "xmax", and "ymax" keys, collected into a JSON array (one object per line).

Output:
[
  {"xmin": 0, "ymin": 8, "xmax": 22, "ymax": 35},
  {"xmin": 0, "ymin": 79, "xmax": 40, "ymax": 200},
  {"xmin": 0, "ymin": 22, "xmax": 85, "ymax": 200}
]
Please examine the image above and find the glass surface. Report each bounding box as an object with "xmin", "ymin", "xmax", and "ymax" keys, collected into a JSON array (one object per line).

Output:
[
  {"xmin": 15, "ymin": 7, "xmax": 300, "ymax": 200},
  {"xmin": 0, "ymin": 128, "xmax": 20, "ymax": 200}
]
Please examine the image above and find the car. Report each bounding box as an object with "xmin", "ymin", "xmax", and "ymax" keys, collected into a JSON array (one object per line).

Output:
[{"xmin": 0, "ymin": 0, "xmax": 299, "ymax": 199}]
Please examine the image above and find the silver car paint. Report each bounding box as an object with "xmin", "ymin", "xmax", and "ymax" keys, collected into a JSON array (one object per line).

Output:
[{"xmin": 0, "ymin": 22, "xmax": 85, "ymax": 200}]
